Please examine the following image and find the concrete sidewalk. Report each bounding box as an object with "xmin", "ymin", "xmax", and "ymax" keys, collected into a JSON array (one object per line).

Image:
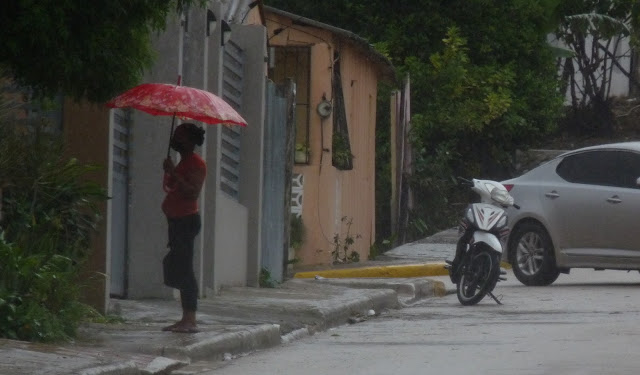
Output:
[
  {"xmin": 0, "ymin": 277, "xmax": 446, "ymax": 375},
  {"xmin": 0, "ymin": 229, "xmax": 458, "ymax": 375}
]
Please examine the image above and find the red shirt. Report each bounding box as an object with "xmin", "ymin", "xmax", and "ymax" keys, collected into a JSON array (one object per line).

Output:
[{"xmin": 162, "ymin": 153, "xmax": 207, "ymax": 218}]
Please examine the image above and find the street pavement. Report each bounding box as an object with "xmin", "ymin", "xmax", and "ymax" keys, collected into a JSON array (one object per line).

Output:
[{"xmin": 0, "ymin": 229, "xmax": 457, "ymax": 375}]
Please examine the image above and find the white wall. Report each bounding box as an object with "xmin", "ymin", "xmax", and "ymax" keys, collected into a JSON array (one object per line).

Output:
[
  {"xmin": 213, "ymin": 192, "xmax": 249, "ymax": 290},
  {"xmin": 549, "ymin": 34, "xmax": 632, "ymax": 103}
]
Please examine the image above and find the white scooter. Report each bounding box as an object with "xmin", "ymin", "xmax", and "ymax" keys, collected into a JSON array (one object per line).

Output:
[{"xmin": 445, "ymin": 177, "xmax": 519, "ymax": 305}]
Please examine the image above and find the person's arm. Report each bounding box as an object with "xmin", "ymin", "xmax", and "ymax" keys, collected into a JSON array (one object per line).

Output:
[{"xmin": 163, "ymin": 158, "xmax": 205, "ymax": 199}]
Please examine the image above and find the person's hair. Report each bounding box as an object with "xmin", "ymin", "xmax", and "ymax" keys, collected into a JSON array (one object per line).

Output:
[{"xmin": 178, "ymin": 122, "xmax": 205, "ymax": 146}]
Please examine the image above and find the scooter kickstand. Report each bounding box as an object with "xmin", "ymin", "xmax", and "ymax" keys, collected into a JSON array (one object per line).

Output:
[{"xmin": 488, "ymin": 291, "xmax": 503, "ymax": 305}]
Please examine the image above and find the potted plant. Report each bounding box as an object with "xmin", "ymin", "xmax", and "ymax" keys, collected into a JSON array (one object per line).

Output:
[{"xmin": 295, "ymin": 143, "xmax": 309, "ymax": 164}]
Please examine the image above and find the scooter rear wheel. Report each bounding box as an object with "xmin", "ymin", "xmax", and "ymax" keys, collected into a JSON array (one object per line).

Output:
[{"xmin": 456, "ymin": 247, "xmax": 500, "ymax": 306}]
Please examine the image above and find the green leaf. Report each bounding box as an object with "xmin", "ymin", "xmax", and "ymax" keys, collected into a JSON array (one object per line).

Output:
[{"xmin": 548, "ymin": 45, "xmax": 575, "ymax": 58}]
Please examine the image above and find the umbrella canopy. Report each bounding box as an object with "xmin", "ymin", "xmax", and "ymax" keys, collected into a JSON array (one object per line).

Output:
[{"xmin": 106, "ymin": 83, "xmax": 247, "ymax": 127}]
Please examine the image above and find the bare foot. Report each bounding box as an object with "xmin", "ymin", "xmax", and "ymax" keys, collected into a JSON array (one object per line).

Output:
[
  {"xmin": 170, "ymin": 323, "xmax": 199, "ymax": 333},
  {"xmin": 161, "ymin": 321, "xmax": 183, "ymax": 332}
]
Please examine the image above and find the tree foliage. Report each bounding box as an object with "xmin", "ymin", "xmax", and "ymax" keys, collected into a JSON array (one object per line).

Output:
[
  {"xmin": 0, "ymin": 0, "xmax": 204, "ymax": 103},
  {"xmin": 553, "ymin": 0, "xmax": 640, "ymax": 136}
]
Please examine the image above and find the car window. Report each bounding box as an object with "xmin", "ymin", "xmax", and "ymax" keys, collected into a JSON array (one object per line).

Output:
[
  {"xmin": 615, "ymin": 151, "xmax": 640, "ymax": 189},
  {"xmin": 556, "ymin": 150, "xmax": 640, "ymax": 189},
  {"xmin": 557, "ymin": 150, "xmax": 618, "ymax": 187}
]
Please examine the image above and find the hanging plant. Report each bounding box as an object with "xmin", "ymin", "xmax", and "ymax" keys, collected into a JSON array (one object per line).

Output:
[
  {"xmin": 294, "ymin": 143, "xmax": 309, "ymax": 164},
  {"xmin": 330, "ymin": 53, "xmax": 354, "ymax": 171},
  {"xmin": 332, "ymin": 132, "xmax": 353, "ymax": 170}
]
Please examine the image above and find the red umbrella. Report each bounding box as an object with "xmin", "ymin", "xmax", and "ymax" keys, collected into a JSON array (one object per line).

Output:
[
  {"xmin": 106, "ymin": 82, "xmax": 247, "ymax": 157},
  {"xmin": 106, "ymin": 82, "xmax": 248, "ymax": 192},
  {"xmin": 106, "ymin": 82, "xmax": 247, "ymax": 127}
]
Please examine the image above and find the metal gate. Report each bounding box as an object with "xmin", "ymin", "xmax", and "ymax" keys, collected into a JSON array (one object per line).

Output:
[
  {"xmin": 260, "ymin": 81, "xmax": 289, "ymax": 282},
  {"xmin": 110, "ymin": 109, "xmax": 130, "ymax": 297}
]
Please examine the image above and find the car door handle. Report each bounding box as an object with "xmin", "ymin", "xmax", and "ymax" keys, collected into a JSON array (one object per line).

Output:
[
  {"xmin": 545, "ymin": 191, "xmax": 560, "ymax": 199},
  {"xmin": 607, "ymin": 196, "xmax": 622, "ymax": 204}
]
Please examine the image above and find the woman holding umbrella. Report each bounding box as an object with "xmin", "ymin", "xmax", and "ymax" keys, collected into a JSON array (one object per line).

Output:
[
  {"xmin": 106, "ymin": 82, "xmax": 246, "ymax": 332},
  {"xmin": 161, "ymin": 122, "xmax": 206, "ymax": 333}
]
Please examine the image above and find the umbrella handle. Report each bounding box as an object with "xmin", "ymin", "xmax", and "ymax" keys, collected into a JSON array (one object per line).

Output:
[
  {"xmin": 164, "ymin": 113, "xmax": 177, "ymax": 192},
  {"xmin": 167, "ymin": 113, "xmax": 176, "ymax": 158},
  {"xmin": 164, "ymin": 114, "xmax": 175, "ymax": 192}
]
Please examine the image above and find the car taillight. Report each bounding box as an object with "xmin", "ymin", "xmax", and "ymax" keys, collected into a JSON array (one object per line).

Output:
[{"xmin": 503, "ymin": 184, "xmax": 514, "ymax": 192}]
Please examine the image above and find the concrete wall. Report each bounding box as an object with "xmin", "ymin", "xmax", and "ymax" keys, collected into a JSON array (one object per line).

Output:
[
  {"xmin": 202, "ymin": 1, "xmax": 224, "ymax": 297},
  {"xmin": 213, "ymin": 192, "xmax": 248, "ymax": 289},
  {"xmin": 127, "ymin": 13, "xmax": 187, "ymax": 299},
  {"xmin": 202, "ymin": 4, "xmax": 268, "ymax": 293},
  {"xmin": 182, "ymin": 2, "xmax": 209, "ymax": 298},
  {"xmin": 235, "ymin": 24, "xmax": 268, "ymax": 286},
  {"xmin": 126, "ymin": 3, "xmax": 268, "ymax": 297}
]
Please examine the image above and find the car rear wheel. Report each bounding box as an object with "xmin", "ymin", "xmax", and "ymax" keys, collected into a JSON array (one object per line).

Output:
[{"xmin": 509, "ymin": 222, "xmax": 559, "ymax": 286}]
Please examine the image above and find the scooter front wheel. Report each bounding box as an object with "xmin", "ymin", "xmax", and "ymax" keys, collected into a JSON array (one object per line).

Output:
[{"xmin": 456, "ymin": 247, "xmax": 500, "ymax": 306}]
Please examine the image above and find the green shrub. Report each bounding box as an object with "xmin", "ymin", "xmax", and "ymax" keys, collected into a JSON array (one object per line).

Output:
[
  {"xmin": 0, "ymin": 119, "xmax": 107, "ymax": 342},
  {"xmin": 0, "ymin": 233, "xmax": 92, "ymax": 341},
  {"xmin": 259, "ymin": 267, "xmax": 278, "ymax": 288}
]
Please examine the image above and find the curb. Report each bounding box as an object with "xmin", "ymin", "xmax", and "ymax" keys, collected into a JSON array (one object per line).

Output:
[
  {"xmin": 294, "ymin": 262, "xmax": 450, "ymax": 279},
  {"xmin": 312, "ymin": 289, "xmax": 399, "ymax": 330},
  {"xmin": 297, "ymin": 278, "xmax": 447, "ymax": 305},
  {"xmin": 79, "ymin": 361, "xmax": 138, "ymax": 375},
  {"xmin": 294, "ymin": 261, "xmax": 512, "ymax": 279},
  {"xmin": 162, "ymin": 324, "xmax": 281, "ymax": 362},
  {"xmin": 281, "ymin": 327, "xmax": 311, "ymax": 344}
]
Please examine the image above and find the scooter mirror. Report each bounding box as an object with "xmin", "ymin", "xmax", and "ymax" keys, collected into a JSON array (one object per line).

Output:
[{"xmin": 490, "ymin": 188, "xmax": 514, "ymax": 207}]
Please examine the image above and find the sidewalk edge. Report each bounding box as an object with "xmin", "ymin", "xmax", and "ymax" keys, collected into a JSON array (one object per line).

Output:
[{"xmin": 163, "ymin": 324, "xmax": 281, "ymax": 362}]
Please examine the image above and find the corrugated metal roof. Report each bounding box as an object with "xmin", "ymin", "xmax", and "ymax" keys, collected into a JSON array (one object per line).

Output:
[{"xmin": 264, "ymin": 6, "xmax": 397, "ymax": 84}]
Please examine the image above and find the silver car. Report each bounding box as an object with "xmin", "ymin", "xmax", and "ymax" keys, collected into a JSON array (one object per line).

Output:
[{"xmin": 502, "ymin": 142, "xmax": 640, "ymax": 286}]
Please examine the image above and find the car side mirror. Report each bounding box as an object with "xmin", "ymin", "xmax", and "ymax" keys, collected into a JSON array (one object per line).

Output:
[{"xmin": 636, "ymin": 177, "xmax": 640, "ymax": 187}]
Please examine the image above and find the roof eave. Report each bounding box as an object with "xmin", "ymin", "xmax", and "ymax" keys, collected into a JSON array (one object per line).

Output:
[{"xmin": 265, "ymin": 6, "xmax": 397, "ymax": 85}]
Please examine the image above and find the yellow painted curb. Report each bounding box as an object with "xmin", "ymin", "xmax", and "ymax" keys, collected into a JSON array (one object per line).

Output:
[
  {"xmin": 294, "ymin": 261, "xmax": 512, "ymax": 279},
  {"xmin": 294, "ymin": 263, "xmax": 450, "ymax": 279}
]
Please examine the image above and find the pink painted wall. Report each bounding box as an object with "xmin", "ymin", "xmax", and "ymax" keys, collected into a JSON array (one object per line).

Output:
[{"xmin": 266, "ymin": 11, "xmax": 381, "ymax": 266}]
